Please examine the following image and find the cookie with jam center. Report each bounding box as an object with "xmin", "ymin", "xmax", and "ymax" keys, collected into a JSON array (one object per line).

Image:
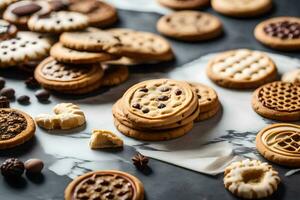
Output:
[{"xmin": 0, "ymin": 108, "xmax": 35, "ymax": 149}]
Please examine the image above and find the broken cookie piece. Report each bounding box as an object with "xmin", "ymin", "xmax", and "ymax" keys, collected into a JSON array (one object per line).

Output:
[{"xmin": 89, "ymin": 130, "xmax": 123, "ymax": 149}]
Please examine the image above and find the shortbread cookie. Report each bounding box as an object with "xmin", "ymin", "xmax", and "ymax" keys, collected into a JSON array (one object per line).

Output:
[
  {"xmin": 89, "ymin": 130, "xmax": 123, "ymax": 149},
  {"xmin": 256, "ymin": 123, "xmax": 300, "ymax": 167},
  {"xmin": 60, "ymin": 28, "xmax": 121, "ymax": 52},
  {"xmin": 101, "ymin": 64, "xmax": 129, "ymax": 86},
  {"xmin": 121, "ymin": 79, "xmax": 198, "ymax": 128},
  {"xmin": 69, "ymin": 0, "xmax": 118, "ymax": 28},
  {"xmin": 108, "ymin": 28, "xmax": 174, "ymax": 61},
  {"xmin": 254, "ymin": 17, "xmax": 300, "ymax": 51},
  {"xmin": 28, "ymin": 11, "xmax": 88, "ymax": 34},
  {"xmin": 3, "ymin": 0, "xmax": 51, "ymax": 27},
  {"xmin": 157, "ymin": 0, "xmax": 209, "ymax": 10},
  {"xmin": 224, "ymin": 159, "xmax": 280, "ymax": 199},
  {"xmin": 252, "ymin": 81, "xmax": 300, "ymax": 121},
  {"xmin": 34, "ymin": 57, "xmax": 104, "ymax": 92},
  {"xmin": 157, "ymin": 11, "xmax": 223, "ymax": 41},
  {"xmin": 196, "ymin": 102, "xmax": 220, "ymax": 121},
  {"xmin": 211, "ymin": 0, "xmax": 272, "ymax": 17},
  {"xmin": 35, "ymin": 103, "xmax": 86, "ymax": 130},
  {"xmin": 282, "ymin": 69, "xmax": 300, "ymax": 85},
  {"xmin": 65, "ymin": 170, "xmax": 144, "ymax": 200},
  {"xmin": 0, "ymin": 20, "xmax": 17, "ymax": 41},
  {"xmin": 0, "ymin": 0, "xmax": 18, "ymax": 11},
  {"xmin": 0, "ymin": 108, "xmax": 35, "ymax": 149},
  {"xmin": 114, "ymin": 118, "xmax": 193, "ymax": 141},
  {"xmin": 206, "ymin": 49, "xmax": 277, "ymax": 89},
  {"xmin": 50, "ymin": 43, "xmax": 117, "ymax": 64},
  {"xmin": 0, "ymin": 31, "xmax": 52, "ymax": 68}
]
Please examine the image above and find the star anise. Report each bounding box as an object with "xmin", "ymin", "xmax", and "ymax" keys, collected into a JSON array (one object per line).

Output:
[{"xmin": 132, "ymin": 153, "xmax": 149, "ymax": 169}]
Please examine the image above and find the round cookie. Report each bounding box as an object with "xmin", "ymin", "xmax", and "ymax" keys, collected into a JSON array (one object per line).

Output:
[
  {"xmin": 254, "ymin": 17, "xmax": 300, "ymax": 51},
  {"xmin": 211, "ymin": 0, "xmax": 272, "ymax": 17},
  {"xmin": 69, "ymin": 0, "xmax": 118, "ymax": 28},
  {"xmin": 0, "ymin": 19, "xmax": 18, "ymax": 41},
  {"xmin": 256, "ymin": 123, "xmax": 300, "ymax": 167},
  {"xmin": 50, "ymin": 43, "xmax": 117, "ymax": 64},
  {"xmin": 224, "ymin": 159, "xmax": 280, "ymax": 199},
  {"xmin": 65, "ymin": 170, "xmax": 144, "ymax": 200},
  {"xmin": 60, "ymin": 28, "xmax": 121, "ymax": 52},
  {"xmin": 114, "ymin": 118, "xmax": 193, "ymax": 141},
  {"xmin": 28, "ymin": 11, "xmax": 88, "ymax": 34},
  {"xmin": 108, "ymin": 28, "xmax": 174, "ymax": 61},
  {"xmin": 282, "ymin": 69, "xmax": 300, "ymax": 85},
  {"xmin": 0, "ymin": 31, "xmax": 52, "ymax": 68},
  {"xmin": 0, "ymin": 108, "xmax": 36, "ymax": 149},
  {"xmin": 157, "ymin": 0, "xmax": 209, "ymax": 10},
  {"xmin": 3, "ymin": 0, "xmax": 51, "ymax": 27},
  {"xmin": 101, "ymin": 64, "xmax": 129, "ymax": 86},
  {"xmin": 157, "ymin": 11, "xmax": 223, "ymax": 42},
  {"xmin": 34, "ymin": 57, "xmax": 104, "ymax": 92},
  {"xmin": 195, "ymin": 102, "xmax": 221, "ymax": 121},
  {"xmin": 252, "ymin": 81, "xmax": 300, "ymax": 121},
  {"xmin": 121, "ymin": 79, "xmax": 199, "ymax": 128},
  {"xmin": 206, "ymin": 49, "xmax": 277, "ymax": 89}
]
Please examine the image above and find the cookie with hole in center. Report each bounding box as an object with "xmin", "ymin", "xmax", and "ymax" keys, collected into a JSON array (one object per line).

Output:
[
  {"xmin": 69, "ymin": 0, "xmax": 118, "ymax": 28},
  {"xmin": 206, "ymin": 49, "xmax": 277, "ymax": 89},
  {"xmin": 65, "ymin": 170, "xmax": 144, "ymax": 200},
  {"xmin": 282, "ymin": 69, "xmax": 300, "ymax": 85},
  {"xmin": 256, "ymin": 123, "xmax": 300, "ymax": 167},
  {"xmin": 157, "ymin": 0, "xmax": 209, "ymax": 10},
  {"xmin": 157, "ymin": 11, "xmax": 223, "ymax": 41},
  {"xmin": 0, "ymin": 108, "xmax": 35, "ymax": 149},
  {"xmin": 254, "ymin": 17, "xmax": 300, "ymax": 51},
  {"xmin": 252, "ymin": 81, "xmax": 300, "ymax": 121}
]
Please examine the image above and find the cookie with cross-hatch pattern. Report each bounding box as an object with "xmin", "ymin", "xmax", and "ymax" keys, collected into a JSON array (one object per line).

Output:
[
  {"xmin": 157, "ymin": 0, "xmax": 209, "ymax": 10},
  {"xmin": 157, "ymin": 11, "xmax": 223, "ymax": 41},
  {"xmin": 206, "ymin": 49, "xmax": 277, "ymax": 89},
  {"xmin": 34, "ymin": 57, "xmax": 103, "ymax": 94},
  {"xmin": 252, "ymin": 81, "xmax": 300, "ymax": 121},
  {"xmin": 256, "ymin": 123, "xmax": 300, "ymax": 167},
  {"xmin": 120, "ymin": 79, "xmax": 199, "ymax": 128},
  {"xmin": 65, "ymin": 170, "xmax": 144, "ymax": 200}
]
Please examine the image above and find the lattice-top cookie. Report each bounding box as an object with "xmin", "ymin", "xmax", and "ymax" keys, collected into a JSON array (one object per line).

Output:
[
  {"xmin": 256, "ymin": 123, "xmax": 300, "ymax": 167},
  {"xmin": 207, "ymin": 49, "xmax": 277, "ymax": 89},
  {"xmin": 224, "ymin": 159, "xmax": 280, "ymax": 199},
  {"xmin": 64, "ymin": 170, "xmax": 144, "ymax": 200}
]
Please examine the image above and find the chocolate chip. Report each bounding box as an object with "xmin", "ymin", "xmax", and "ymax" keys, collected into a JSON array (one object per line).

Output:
[
  {"xmin": 17, "ymin": 95, "xmax": 30, "ymax": 105},
  {"xmin": 160, "ymin": 87, "xmax": 170, "ymax": 92},
  {"xmin": 264, "ymin": 21, "xmax": 300, "ymax": 39},
  {"xmin": 25, "ymin": 77, "xmax": 40, "ymax": 89},
  {"xmin": 0, "ymin": 88, "xmax": 15, "ymax": 99},
  {"xmin": 0, "ymin": 158, "xmax": 25, "ymax": 178},
  {"xmin": 142, "ymin": 108, "xmax": 150, "ymax": 113},
  {"xmin": 0, "ymin": 77, "xmax": 5, "ymax": 90},
  {"xmin": 158, "ymin": 103, "xmax": 166, "ymax": 109},
  {"xmin": 139, "ymin": 88, "xmax": 148, "ymax": 92},
  {"xmin": 24, "ymin": 159, "xmax": 44, "ymax": 174},
  {"xmin": 158, "ymin": 95, "xmax": 169, "ymax": 101},
  {"xmin": 12, "ymin": 3, "xmax": 42, "ymax": 17},
  {"xmin": 35, "ymin": 90, "xmax": 50, "ymax": 102},
  {"xmin": 175, "ymin": 89, "xmax": 182, "ymax": 95},
  {"xmin": 0, "ymin": 96, "xmax": 10, "ymax": 108},
  {"xmin": 132, "ymin": 103, "xmax": 141, "ymax": 109}
]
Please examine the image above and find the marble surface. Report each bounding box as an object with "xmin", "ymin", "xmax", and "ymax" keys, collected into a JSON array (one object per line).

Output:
[{"xmin": 0, "ymin": 0, "xmax": 300, "ymax": 199}]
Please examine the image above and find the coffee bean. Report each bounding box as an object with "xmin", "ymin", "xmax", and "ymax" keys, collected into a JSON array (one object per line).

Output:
[
  {"xmin": 35, "ymin": 90, "xmax": 50, "ymax": 102},
  {"xmin": 158, "ymin": 95, "xmax": 169, "ymax": 101},
  {"xmin": 158, "ymin": 103, "xmax": 166, "ymax": 109},
  {"xmin": 142, "ymin": 108, "xmax": 150, "ymax": 113},
  {"xmin": 0, "ymin": 96, "xmax": 9, "ymax": 108},
  {"xmin": 12, "ymin": 3, "xmax": 42, "ymax": 17},
  {"xmin": 25, "ymin": 77, "xmax": 40, "ymax": 89},
  {"xmin": 24, "ymin": 159, "xmax": 44, "ymax": 174},
  {"xmin": 17, "ymin": 95, "xmax": 30, "ymax": 105},
  {"xmin": 175, "ymin": 89, "xmax": 182, "ymax": 95},
  {"xmin": 132, "ymin": 103, "xmax": 141, "ymax": 109},
  {"xmin": 0, "ymin": 88, "xmax": 15, "ymax": 99},
  {"xmin": 0, "ymin": 77, "xmax": 5, "ymax": 90},
  {"xmin": 139, "ymin": 88, "xmax": 148, "ymax": 92}
]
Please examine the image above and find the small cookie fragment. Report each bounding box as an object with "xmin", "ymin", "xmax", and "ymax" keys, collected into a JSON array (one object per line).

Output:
[
  {"xmin": 282, "ymin": 69, "xmax": 300, "ymax": 85},
  {"xmin": 254, "ymin": 17, "xmax": 300, "ymax": 51},
  {"xmin": 224, "ymin": 159, "xmax": 280, "ymax": 199},
  {"xmin": 89, "ymin": 130, "xmax": 123, "ymax": 149},
  {"xmin": 35, "ymin": 103, "xmax": 86, "ymax": 130},
  {"xmin": 157, "ymin": 0, "xmax": 209, "ymax": 10},
  {"xmin": 157, "ymin": 11, "xmax": 223, "ymax": 41},
  {"xmin": 251, "ymin": 81, "xmax": 300, "ymax": 121},
  {"xmin": 206, "ymin": 49, "xmax": 277, "ymax": 89},
  {"xmin": 256, "ymin": 123, "xmax": 300, "ymax": 167}
]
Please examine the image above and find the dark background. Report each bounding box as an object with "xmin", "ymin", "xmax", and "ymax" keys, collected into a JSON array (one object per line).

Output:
[{"xmin": 0, "ymin": 0, "xmax": 300, "ymax": 199}]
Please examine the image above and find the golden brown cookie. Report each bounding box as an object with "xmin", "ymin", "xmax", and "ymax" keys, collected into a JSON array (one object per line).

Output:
[
  {"xmin": 0, "ymin": 108, "xmax": 35, "ymax": 149},
  {"xmin": 69, "ymin": 0, "xmax": 118, "ymax": 28},
  {"xmin": 252, "ymin": 81, "xmax": 300, "ymax": 121},
  {"xmin": 65, "ymin": 170, "xmax": 144, "ymax": 200},
  {"xmin": 157, "ymin": 11, "xmax": 223, "ymax": 41},
  {"xmin": 256, "ymin": 123, "xmax": 300, "ymax": 167},
  {"xmin": 254, "ymin": 17, "xmax": 300, "ymax": 51},
  {"xmin": 206, "ymin": 49, "xmax": 277, "ymax": 89},
  {"xmin": 50, "ymin": 43, "xmax": 117, "ymax": 64},
  {"xmin": 101, "ymin": 64, "xmax": 129, "ymax": 86},
  {"xmin": 34, "ymin": 57, "xmax": 104, "ymax": 93},
  {"xmin": 224, "ymin": 159, "xmax": 280, "ymax": 199},
  {"xmin": 157, "ymin": 0, "xmax": 209, "ymax": 10},
  {"xmin": 282, "ymin": 69, "xmax": 300, "ymax": 85},
  {"xmin": 211, "ymin": 0, "xmax": 272, "ymax": 17},
  {"xmin": 195, "ymin": 102, "xmax": 220, "ymax": 121}
]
